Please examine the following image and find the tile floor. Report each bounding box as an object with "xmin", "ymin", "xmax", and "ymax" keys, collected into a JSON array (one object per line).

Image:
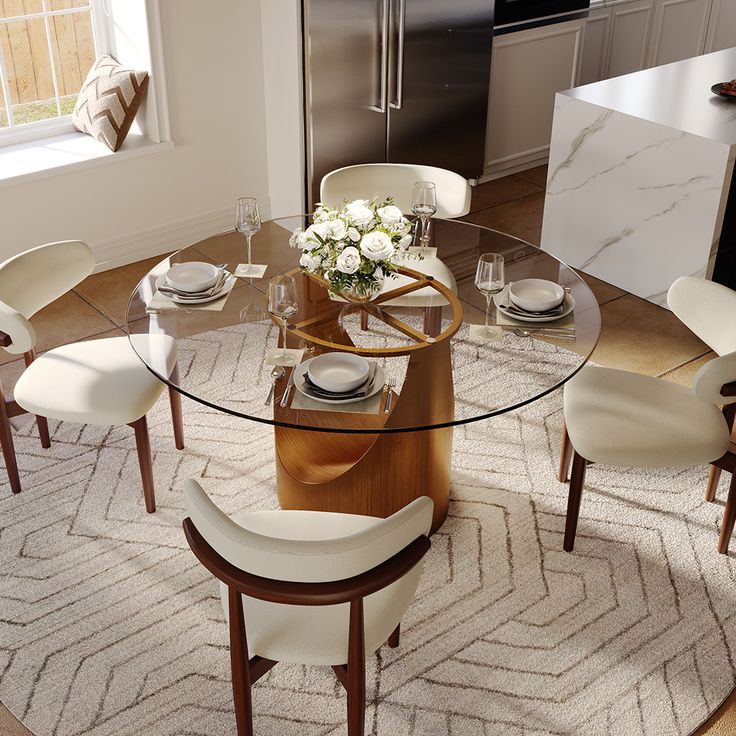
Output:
[{"xmin": 0, "ymin": 165, "xmax": 730, "ymax": 735}]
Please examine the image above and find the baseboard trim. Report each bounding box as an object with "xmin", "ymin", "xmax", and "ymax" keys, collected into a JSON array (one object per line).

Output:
[
  {"xmin": 481, "ymin": 150, "xmax": 550, "ymax": 183},
  {"xmin": 90, "ymin": 198, "xmax": 271, "ymax": 272}
]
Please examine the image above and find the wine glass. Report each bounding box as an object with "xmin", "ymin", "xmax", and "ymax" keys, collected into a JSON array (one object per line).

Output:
[
  {"xmin": 474, "ymin": 253, "xmax": 505, "ymax": 335},
  {"xmin": 412, "ymin": 181, "xmax": 437, "ymax": 247},
  {"xmin": 268, "ymin": 274, "xmax": 299, "ymax": 364},
  {"xmin": 235, "ymin": 197, "xmax": 261, "ymax": 275}
]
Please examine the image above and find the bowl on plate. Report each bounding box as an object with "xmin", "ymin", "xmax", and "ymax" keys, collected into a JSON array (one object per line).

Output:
[
  {"xmin": 166, "ymin": 262, "xmax": 221, "ymax": 293},
  {"xmin": 307, "ymin": 353, "xmax": 370, "ymax": 393},
  {"xmin": 508, "ymin": 279, "xmax": 565, "ymax": 312}
]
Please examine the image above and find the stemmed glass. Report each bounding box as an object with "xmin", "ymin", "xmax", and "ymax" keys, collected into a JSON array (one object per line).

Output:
[
  {"xmin": 412, "ymin": 181, "xmax": 437, "ymax": 247},
  {"xmin": 235, "ymin": 197, "xmax": 261, "ymax": 275},
  {"xmin": 475, "ymin": 253, "xmax": 505, "ymax": 336},
  {"xmin": 268, "ymin": 274, "xmax": 299, "ymax": 364}
]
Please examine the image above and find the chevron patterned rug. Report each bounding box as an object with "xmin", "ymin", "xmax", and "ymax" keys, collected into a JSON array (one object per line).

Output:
[{"xmin": 1, "ymin": 324, "xmax": 735, "ymax": 736}]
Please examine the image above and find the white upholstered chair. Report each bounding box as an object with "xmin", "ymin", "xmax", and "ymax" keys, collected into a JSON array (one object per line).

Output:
[
  {"xmin": 0, "ymin": 241, "xmax": 183, "ymax": 511},
  {"xmin": 183, "ymin": 479, "xmax": 433, "ymax": 736},
  {"xmin": 559, "ymin": 277, "xmax": 736, "ymax": 554},
  {"xmin": 320, "ymin": 163, "xmax": 472, "ymax": 218}
]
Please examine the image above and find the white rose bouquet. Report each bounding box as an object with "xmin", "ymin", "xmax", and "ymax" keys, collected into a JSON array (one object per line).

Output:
[{"xmin": 290, "ymin": 198, "xmax": 415, "ymax": 299}]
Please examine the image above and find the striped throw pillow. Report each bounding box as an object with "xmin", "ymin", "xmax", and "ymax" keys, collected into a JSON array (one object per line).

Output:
[{"xmin": 72, "ymin": 55, "xmax": 150, "ymax": 152}]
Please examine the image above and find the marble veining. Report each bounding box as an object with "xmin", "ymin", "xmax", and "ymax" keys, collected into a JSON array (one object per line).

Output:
[{"xmin": 541, "ymin": 86, "xmax": 733, "ymax": 306}]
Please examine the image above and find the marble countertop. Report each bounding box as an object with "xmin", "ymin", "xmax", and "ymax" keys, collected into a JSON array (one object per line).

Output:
[{"xmin": 563, "ymin": 48, "xmax": 736, "ymax": 148}]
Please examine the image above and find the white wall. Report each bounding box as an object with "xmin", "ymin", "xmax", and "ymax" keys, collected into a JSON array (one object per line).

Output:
[
  {"xmin": 260, "ymin": 0, "xmax": 304, "ymax": 219},
  {"xmin": 0, "ymin": 0, "xmax": 272, "ymax": 270}
]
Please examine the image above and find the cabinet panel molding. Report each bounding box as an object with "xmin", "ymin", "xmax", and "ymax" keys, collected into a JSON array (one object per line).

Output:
[
  {"xmin": 647, "ymin": 0, "xmax": 712, "ymax": 67},
  {"xmin": 485, "ymin": 19, "xmax": 585, "ymax": 177}
]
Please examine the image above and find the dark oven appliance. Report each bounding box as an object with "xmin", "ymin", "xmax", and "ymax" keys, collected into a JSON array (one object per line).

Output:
[{"xmin": 494, "ymin": 0, "xmax": 591, "ymax": 31}]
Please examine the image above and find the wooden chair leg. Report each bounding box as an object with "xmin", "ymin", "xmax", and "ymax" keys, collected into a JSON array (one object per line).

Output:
[
  {"xmin": 718, "ymin": 472, "xmax": 736, "ymax": 555},
  {"xmin": 559, "ymin": 421, "xmax": 573, "ymax": 483},
  {"xmin": 168, "ymin": 363, "xmax": 184, "ymax": 451},
  {"xmin": 706, "ymin": 465, "xmax": 722, "ymax": 502},
  {"xmin": 35, "ymin": 415, "xmax": 51, "ymax": 449},
  {"xmin": 564, "ymin": 451, "xmax": 587, "ymax": 552},
  {"xmin": 347, "ymin": 599, "xmax": 366, "ymax": 736},
  {"xmin": 229, "ymin": 587, "xmax": 254, "ymax": 736},
  {"xmin": 0, "ymin": 381, "xmax": 21, "ymax": 494},
  {"xmin": 388, "ymin": 623, "xmax": 400, "ymax": 648},
  {"xmin": 23, "ymin": 351, "xmax": 51, "ymax": 449},
  {"xmin": 129, "ymin": 416, "xmax": 155, "ymax": 513}
]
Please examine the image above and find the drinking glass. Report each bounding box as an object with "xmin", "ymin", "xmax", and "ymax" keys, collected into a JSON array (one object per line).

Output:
[
  {"xmin": 474, "ymin": 253, "xmax": 505, "ymax": 335},
  {"xmin": 235, "ymin": 197, "xmax": 261, "ymax": 275},
  {"xmin": 411, "ymin": 181, "xmax": 437, "ymax": 247},
  {"xmin": 268, "ymin": 274, "xmax": 299, "ymax": 363}
]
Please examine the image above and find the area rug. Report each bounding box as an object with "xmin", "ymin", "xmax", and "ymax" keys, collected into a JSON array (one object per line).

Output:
[{"xmin": 1, "ymin": 324, "xmax": 735, "ymax": 736}]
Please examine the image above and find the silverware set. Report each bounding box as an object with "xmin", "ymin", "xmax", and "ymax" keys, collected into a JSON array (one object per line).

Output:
[
  {"xmin": 502, "ymin": 326, "xmax": 576, "ymax": 339},
  {"xmin": 264, "ymin": 366, "xmax": 285, "ymax": 405}
]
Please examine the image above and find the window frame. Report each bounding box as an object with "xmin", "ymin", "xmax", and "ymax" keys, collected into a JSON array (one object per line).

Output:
[{"xmin": 0, "ymin": 0, "xmax": 114, "ymax": 148}]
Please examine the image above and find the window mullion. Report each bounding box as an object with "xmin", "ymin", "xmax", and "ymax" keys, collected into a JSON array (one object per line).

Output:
[
  {"xmin": 40, "ymin": 0, "xmax": 63, "ymax": 118},
  {"xmin": 0, "ymin": 37, "xmax": 15, "ymax": 128}
]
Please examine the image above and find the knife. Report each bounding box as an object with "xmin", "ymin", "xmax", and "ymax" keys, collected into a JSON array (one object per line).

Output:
[{"xmin": 280, "ymin": 368, "xmax": 296, "ymax": 408}]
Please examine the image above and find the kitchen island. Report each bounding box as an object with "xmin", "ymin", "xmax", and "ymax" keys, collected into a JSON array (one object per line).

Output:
[{"xmin": 540, "ymin": 48, "xmax": 736, "ymax": 306}]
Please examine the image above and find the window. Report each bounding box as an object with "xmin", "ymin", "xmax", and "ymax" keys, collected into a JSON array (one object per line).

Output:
[{"xmin": 0, "ymin": 0, "xmax": 112, "ymax": 143}]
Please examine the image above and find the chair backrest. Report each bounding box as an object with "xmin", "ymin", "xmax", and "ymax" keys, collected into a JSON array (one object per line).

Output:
[
  {"xmin": 668, "ymin": 276, "xmax": 736, "ymax": 356},
  {"xmin": 693, "ymin": 351, "xmax": 736, "ymax": 406},
  {"xmin": 320, "ymin": 163, "xmax": 472, "ymax": 219},
  {"xmin": 183, "ymin": 478, "xmax": 432, "ymax": 584},
  {"xmin": 0, "ymin": 241, "xmax": 94, "ymax": 355}
]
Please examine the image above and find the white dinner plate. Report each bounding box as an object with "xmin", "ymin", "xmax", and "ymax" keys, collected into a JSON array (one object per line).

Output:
[
  {"xmin": 155, "ymin": 274, "xmax": 235, "ymax": 305},
  {"xmin": 165, "ymin": 262, "xmax": 220, "ymax": 292},
  {"xmin": 294, "ymin": 359, "xmax": 385, "ymax": 405},
  {"xmin": 494, "ymin": 285, "xmax": 575, "ymax": 323}
]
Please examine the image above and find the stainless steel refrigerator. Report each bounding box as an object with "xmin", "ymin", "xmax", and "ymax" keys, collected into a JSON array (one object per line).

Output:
[{"xmin": 302, "ymin": 0, "xmax": 494, "ymax": 208}]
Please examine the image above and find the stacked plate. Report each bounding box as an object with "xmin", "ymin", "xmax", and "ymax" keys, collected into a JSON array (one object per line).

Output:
[
  {"xmin": 294, "ymin": 353, "xmax": 385, "ymax": 405},
  {"xmin": 157, "ymin": 262, "xmax": 235, "ymax": 304},
  {"xmin": 494, "ymin": 278, "xmax": 575, "ymax": 323}
]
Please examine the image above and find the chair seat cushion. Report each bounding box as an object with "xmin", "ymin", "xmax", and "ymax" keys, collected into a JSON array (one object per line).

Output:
[
  {"xmin": 219, "ymin": 510, "xmax": 423, "ymax": 666},
  {"xmin": 564, "ymin": 366, "xmax": 730, "ymax": 468},
  {"xmin": 15, "ymin": 335, "xmax": 176, "ymax": 426}
]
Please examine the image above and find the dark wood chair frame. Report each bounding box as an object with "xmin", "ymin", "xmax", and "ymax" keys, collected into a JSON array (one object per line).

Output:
[
  {"xmin": 558, "ymin": 380, "xmax": 736, "ymax": 555},
  {"xmin": 0, "ymin": 329, "xmax": 184, "ymax": 512},
  {"xmin": 183, "ymin": 517, "xmax": 431, "ymax": 736}
]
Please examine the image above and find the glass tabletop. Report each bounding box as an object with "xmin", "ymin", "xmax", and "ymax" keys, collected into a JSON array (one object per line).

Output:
[{"xmin": 125, "ymin": 216, "xmax": 601, "ymax": 434}]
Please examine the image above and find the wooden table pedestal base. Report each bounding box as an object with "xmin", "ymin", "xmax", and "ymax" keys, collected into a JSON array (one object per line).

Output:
[{"xmin": 275, "ymin": 424, "xmax": 452, "ymax": 533}]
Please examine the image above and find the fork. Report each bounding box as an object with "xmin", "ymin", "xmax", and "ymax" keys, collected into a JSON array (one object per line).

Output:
[{"xmin": 384, "ymin": 378, "xmax": 396, "ymax": 413}]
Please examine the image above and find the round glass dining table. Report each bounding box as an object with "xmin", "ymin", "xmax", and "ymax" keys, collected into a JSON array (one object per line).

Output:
[{"xmin": 126, "ymin": 217, "xmax": 601, "ymax": 531}]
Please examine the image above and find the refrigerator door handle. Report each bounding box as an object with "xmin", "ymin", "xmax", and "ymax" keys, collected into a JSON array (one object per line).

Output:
[
  {"xmin": 389, "ymin": 0, "xmax": 406, "ymax": 110},
  {"xmin": 369, "ymin": 0, "xmax": 390, "ymax": 113}
]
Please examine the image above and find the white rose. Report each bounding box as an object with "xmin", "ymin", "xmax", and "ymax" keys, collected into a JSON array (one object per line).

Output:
[
  {"xmin": 399, "ymin": 233, "xmax": 413, "ymax": 249},
  {"xmin": 344, "ymin": 199, "xmax": 374, "ymax": 227},
  {"xmin": 347, "ymin": 227, "xmax": 360, "ymax": 242},
  {"xmin": 335, "ymin": 246, "xmax": 361, "ymax": 274},
  {"xmin": 299, "ymin": 251, "xmax": 322, "ymax": 272},
  {"xmin": 360, "ymin": 231, "xmax": 395, "ymax": 261},
  {"xmin": 304, "ymin": 222, "xmax": 330, "ymax": 244},
  {"xmin": 377, "ymin": 205, "xmax": 403, "ymax": 226},
  {"xmin": 327, "ymin": 219, "xmax": 347, "ymax": 240},
  {"xmin": 289, "ymin": 228, "xmax": 310, "ymax": 249}
]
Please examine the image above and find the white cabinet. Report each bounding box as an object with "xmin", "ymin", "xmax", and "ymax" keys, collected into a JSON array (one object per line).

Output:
[
  {"xmin": 579, "ymin": 1, "xmax": 654, "ymax": 85},
  {"xmin": 484, "ymin": 19, "xmax": 586, "ymax": 178},
  {"xmin": 647, "ymin": 0, "xmax": 712, "ymax": 66},
  {"xmin": 608, "ymin": 0, "xmax": 655, "ymax": 77},
  {"xmin": 579, "ymin": 6, "xmax": 612, "ymax": 85},
  {"xmin": 705, "ymin": 0, "xmax": 736, "ymax": 53}
]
